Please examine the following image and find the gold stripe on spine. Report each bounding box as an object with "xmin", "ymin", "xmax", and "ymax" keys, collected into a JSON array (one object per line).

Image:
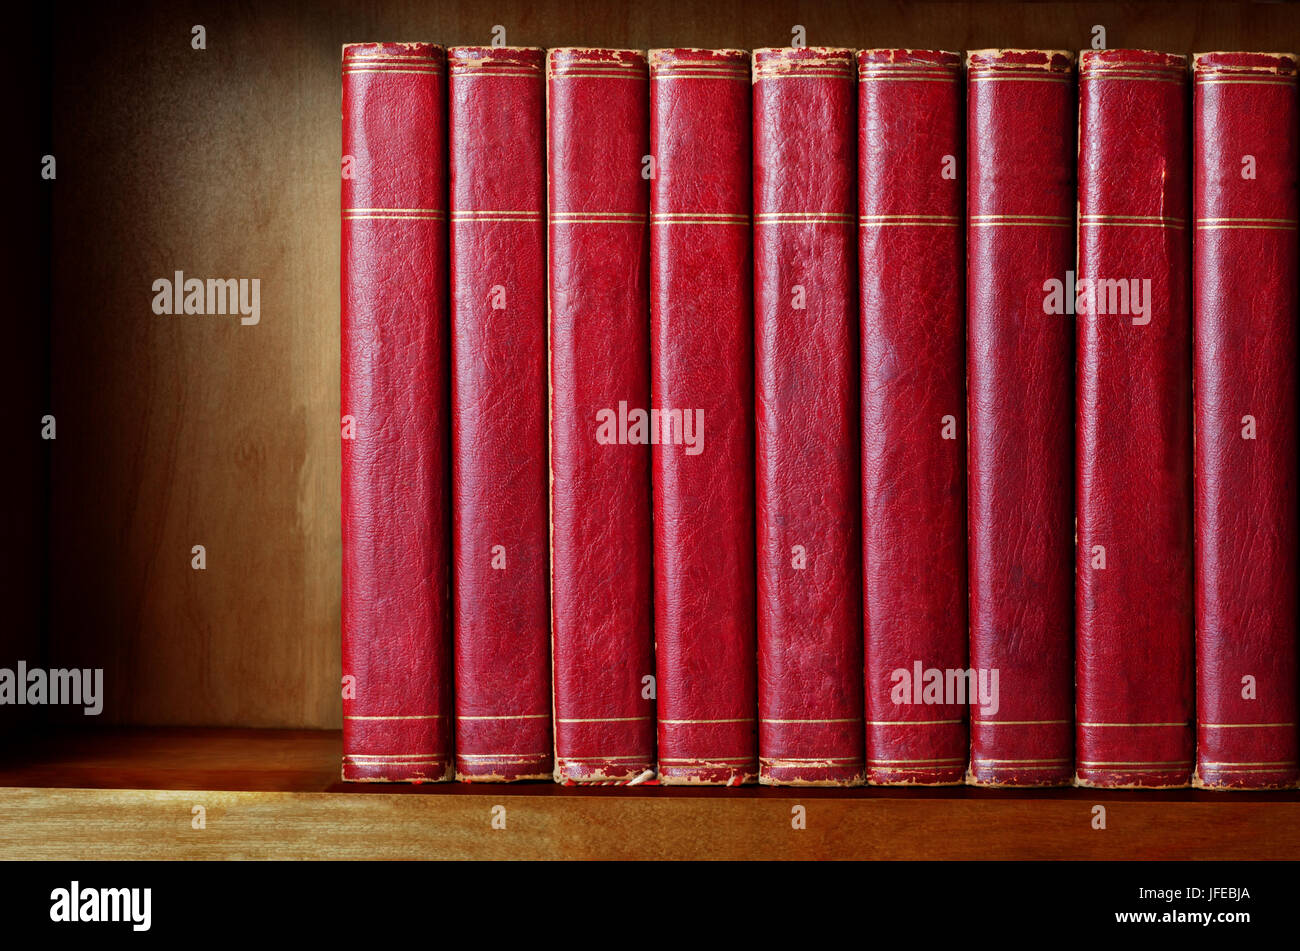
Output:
[
  {"xmin": 861, "ymin": 214, "xmax": 961, "ymax": 225},
  {"xmin": 451, "ymin": 69, "xmax": 540, "ymax": 78},
  {"xmin": 452, "ymin": 211, "xmax": 543, "ymax": 222},
  {"xmin": 549, "ymin": 213, "xmax": 646, "ymax": 224},
  {"xmin": 457, "ymin": 713, "xmax": 549, "ymax": 720},
  {"xmin": 866, "ymin": 719, "xmax": 965, "ymax": 725},
  {"xmin": 972, "ymin": 758, "xmax": 1071, "ymax": 764},
  {"xmin": 1078, "ymin": 760, "xmax": 1193, "ymax": 766},
  {"xmin": 660, "ymin": 717, "xmax": 755, "ymax": 724},
  {"xmin": 343, "ymin": 69, "xmax": 443, "ymax": 77},
  {"xmin": 1195, "ymin": 217, "xmax": 1297, "ymax": 230},
  {"xmin": 760, "ymin": 717, "xmax": 859, "ymax": 724},
  {"xmin": 1079, "ymin": 721, "xmax": 1188, "ymax": 726},
  {"xmin": 969, "ymin": 75, "xmax": 1072, "ymax": 83},
  {"xmin": 755, "ymin": 212, "xmax": 854, "ymax": 224},
  {"xmin": 456, "ymin": 752, "xmax": 551, "ymax": 760},
  {"xmin": 973, "ymin": 719, "xmax": 1072, "ymax": 725},
  {"xmin": 345, "ymin": 754, "xmax": 448, "ymax": 760},
  {"xmin": 1079, "ymin": 214, "xmax": 1185, "ymax": 228},
  {"xmin": 1202, "ymin": 722, "xmax": 1296, "ymax": 728},
  {"xmin": 344, "ymin": 208, "xmax": 445, "ymax": 220},
  {"xmin": 555, "ymin": 715, "xmax": 652, "ymax": 723},
  {"xmin": 868, "ymin": 757, "xmax": 966, "ymax": 764},
  {"xmin": 652, "ymin": 213, "xmax": 748, "ymax": 224},
  {"xmin": 969, "ymin": 214, "xmax": 1072, "ymax": 226},
  {"xmin": 344, "ymin": 713, "xmax": 444, "ymax": 720}
]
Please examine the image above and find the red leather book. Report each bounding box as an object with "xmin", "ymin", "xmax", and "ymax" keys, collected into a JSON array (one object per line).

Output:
[
  {"xmin": 966, "ymin": 50, "xmax": 1075, "ymax": 787},
  {"xmin": 1076, "ymin": 49, "xmax": 1194, "ymax": 789},
  {"xmin": 448, "ymin": 47, "xmax": 552, "ymax": 782},
  {"xmin": 858, "ymin": 49, "xmax": 967, "ymax": 786},
  {"xmin": 340, "ymin": 43, "xmax": 451, "ymax": 782},
  {"xmin": 753, "ymin": 47, "xmax": 864, "ymax": 786},
  {"xmin": 548, "ymin": 48, "xmax": 655, "ymax": 783},
  {"xmin": 1192, "ymin": 52, "xmax": 1299, "ymax": 790},
  {"xmin": 649, "ymin": 48, "xmax": 757, "ymax": 785}
]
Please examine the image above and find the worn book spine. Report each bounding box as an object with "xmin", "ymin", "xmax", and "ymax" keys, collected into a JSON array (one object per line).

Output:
[
  {"xmin": 548, "ymin": 48, "xmax": 656, "ymax": 783},
  {"xmin": 340, "ymin": 42, "xmax": 451, "ymax": 782},
  {"xmin": 1076, "ymin": 49, "xmax": 1194, "ymax": 789},
  {"xmin": 1192, "ymin": 51, "xmax": 1300, "ymax": 790},
  {"xmin": 753, "ymin": 47, "xmax": 864, "ymax": 786},
  {"xmin": 966, "ymin": 50, "xmax": 1076, "ymax": 787},
  {"xmin": 649, "ymin": 48, "xmax": 757, "ymax": 785},
  {"xmin": 858, "ymin": 49, "xmax": 967, "ymax": 785},
  {"xmin": 448, "ymin": 46, "xmax": 552, "ymax": 782}
]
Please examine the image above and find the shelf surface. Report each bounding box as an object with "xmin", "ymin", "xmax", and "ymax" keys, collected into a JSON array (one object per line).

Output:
[{"xmin": 1, "ymin": 727, "xmax": 1298, "ymax": 859}]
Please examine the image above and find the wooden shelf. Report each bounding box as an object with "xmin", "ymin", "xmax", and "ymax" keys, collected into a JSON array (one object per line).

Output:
[{"xmin": 1, "ymin": 727, "xmax": 1297, "ymax": 859}]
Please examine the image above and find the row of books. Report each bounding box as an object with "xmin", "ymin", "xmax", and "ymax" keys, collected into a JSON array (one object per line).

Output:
[{"xmin": 339, "ymin": 43, "xmax": 1298, "ymax": 788}]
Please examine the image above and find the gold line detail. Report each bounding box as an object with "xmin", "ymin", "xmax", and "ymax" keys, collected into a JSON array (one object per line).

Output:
[
  {"xmin": 1082, "ymin": 74, "xmax": 1184, "ymax": 83},
  {"xmin": 761, "ymin": 717, "xmax": 860, "ymax": 724},
  {"xmin": 1078, "ymin": 721, "xmax": 1188, "ymax": 727},
  {"xmin": 343, "ymin": 69, "xmax": 442, "ymax": 77},
  {"xmin": 457, "ymin": 713, "xmax": 549, "ymax": 720},
  {"xmin": 556, "ymin": 716, "xmax": 653, "ymax": 723},
  {"xmin": 1200, "ymin": 761, "xmax": 1299, "ymax": 768},
  {"xmin": 345, "ymin": 754, "xmax": 448, "ymax": 760},
  {"xmin": 974, "ymin": 719, "xmax": 1072, "ymax": 725},
  {"xmin": 866, "ymin": 719, "xmax": 964, "ymax": 725},
  {"xmin": 867, "ymin": 757, "xmax": 966, "ymax": 764},
  {"xmin": 549, "ymin": 71, "xmax": 647, "ymax": 80},
  {"xmin": 1196, "ymin": 78, "xmax": 1296, "ymax": 86},
  {"xmin": 861, "ymin": 214, "xmax": 961, "ymax": 225},
  {"xmin": 660, "ymin": 717, "xmax": 755, "ymax": 724},
  {"xmin": 754, "ymin": 213, "xmax": 854, "ymax": 223},
  {"xmin": 456, "ymin": 753, "xmax": 550, "ymax": 759},
  {"xmin": 1078, "ymin": 760, "xmax": 1194, "ymax": 766},
  {"xmin": 970, "ymin": 214, "xmax": 1072, "ymax": 227},
  {"xmin": 1201, "ymin": 722, "xmax": 1296, "ymax": 728},
  {"xmin": 451, "ymin": 70, "xmax": 541, "ymax": 77},
  {"xmin": 972, "ymin": 758, "xmax": 1071, "ymax": 764},
  {"xmin": 969, "ymin": 75, "xmax": 1072, "ymax": 83},
  {"xmin": 344, "ymin": 714, "xmax": 443, "ymax": 720}
]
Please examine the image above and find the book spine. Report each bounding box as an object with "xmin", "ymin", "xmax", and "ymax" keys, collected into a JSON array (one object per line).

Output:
[
  {"xmin": 1076, "ymin": 49, "xmax": 1194, "ymax": 789},
  {"xmin": 753, "ymin": 47, "xmax": 864, "ymax": 786},
  {"xmin": 547, "ymin": 48, "xmax": 655, "ymax": 783},
  {"xmin": 966, "ymin": 50, "xmax": 1076, "ymax": 787},
  {"xmin": 340, "ymin": 43, "xmax": 451, "ymax": 782},
  {"xmin": 448, "ymin": 47, "xmax": 552, "ymax": 782},
  {"xmin": 858, "ymin": 49, "xmax": 967, "ymax": 785},
  {"xmin": 649, "ymin": 48, "xmax": 758, "ymax": 785},
  {"xmin": 1192, "ymin": 52, "xmax": 1300, "ymax": 790}
]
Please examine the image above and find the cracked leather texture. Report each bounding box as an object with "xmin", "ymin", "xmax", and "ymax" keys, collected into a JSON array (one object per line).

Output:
[
  {"xmin": 341, "ymin": 43, "xmax": 452, "ymax": 782},
  {"xmin": 548, "ymin": 48, "xmax": 656, "ymax": 783},
  {"xmin": 1192, "ymin": 51, "xmax": 1299, "ymax": 790},
  {"xmin": 650, "ymin": 48, "xmax": 758, "ymax": 785},
  {"xmin": 753, "ymin": 47, "xmax": 864, "ymax": 786},
  {"xmin": 967, "ymin": 50, "xmax": 1075, "ymax": 787},
  {"xmin": 1076, "ymin": 49, "xmax": 1194, "ymax": 789},
  {"xmin": 858, "ymin": 49, "xmax": 968, "ymax": 786},
  {"xmin": 448, "ymin": 47, "xmax": 553, "ymax": 782}
]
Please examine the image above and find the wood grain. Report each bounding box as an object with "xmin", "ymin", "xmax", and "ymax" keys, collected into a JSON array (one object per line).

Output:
[
  {"xmin": 44, "ymin": 0, "xmax": 1300, "ymax": 729},
  {"xmin": 4, "ymin": 783, "xmax": 1300, "ymax": 860},
  {"xmin": 0, "ymin": 728, "xmax": 1295, "ymax": 858}
]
